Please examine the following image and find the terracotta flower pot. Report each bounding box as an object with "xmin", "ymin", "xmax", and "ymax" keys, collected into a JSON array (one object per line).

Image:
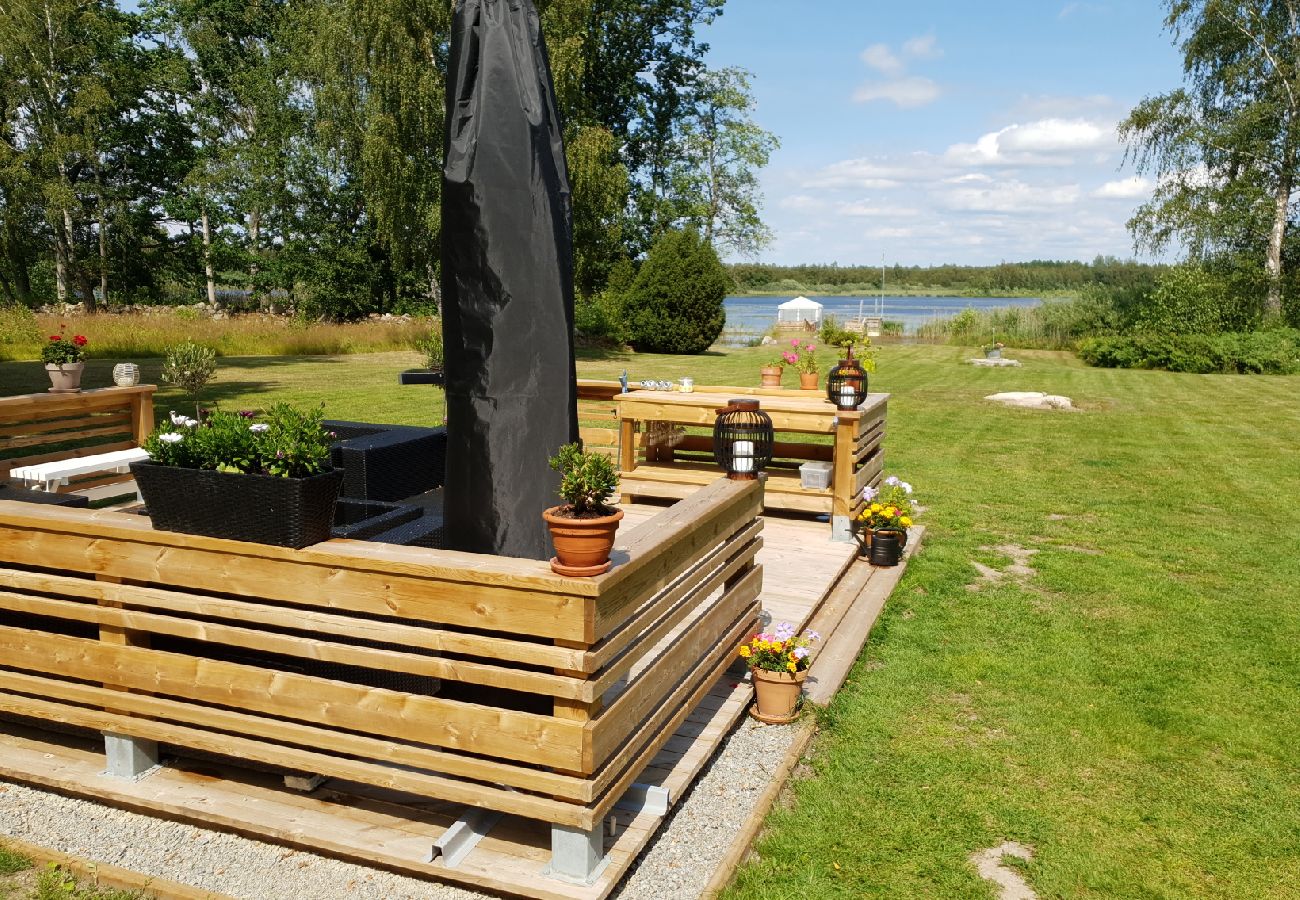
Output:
[
  {"xmin": 759, "ymin": 365, "xmax": 783, "ymax": 387},
  {"xmin": 543, "ymin": 505, "xmax": 624, "ymax": 577},
  {"xmin": 799, "ymin": 372, "xmax": 818, "ymax": 390},
  {"xmin": 751, "ymin": 667, "xmax": 807, "ymax": 724},
  {"xmin": 45, "ymin": 362, "xmax": 84, "ymax": 394}
]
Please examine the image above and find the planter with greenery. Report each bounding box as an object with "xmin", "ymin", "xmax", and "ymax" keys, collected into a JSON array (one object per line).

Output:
[
  {"xmin": 984, "ymin": 341, "xmax": 1005, "ymax": 359},
  {"xmin": 542, "ymin": 442, "xmax": 623, "ymax": 576},
  {"xmin": 132, "ymin": 403, "xmax": 343, "ymax": 549},
  {"xmin": 738, "ymin": 622, "xmax": 819, "ymax": 724},
  {"xmin": 41, "ymin": 332, "xmax": 87, "ymax": 393}
]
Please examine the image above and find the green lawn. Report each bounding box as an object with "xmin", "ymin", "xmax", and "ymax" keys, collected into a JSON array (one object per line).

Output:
[{"xmin": 2, "ymin": 343, "xmax": 1298, "ymax": 897}]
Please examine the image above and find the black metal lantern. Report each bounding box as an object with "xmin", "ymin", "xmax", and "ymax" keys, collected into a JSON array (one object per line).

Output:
[
  {"xmin": 713, "ymin": 399, "xmax": 775, "ymax": 480},
  {"xmin": 826, "ymin": 346, "xmax": 868, "ymax": 410}
]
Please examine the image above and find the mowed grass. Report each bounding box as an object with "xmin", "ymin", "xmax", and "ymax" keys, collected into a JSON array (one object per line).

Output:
[{"xmin": 2, "ymin": 343, "xmax": 1298, "ymax": 896}]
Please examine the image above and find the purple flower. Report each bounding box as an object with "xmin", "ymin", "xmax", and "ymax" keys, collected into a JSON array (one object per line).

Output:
[
  {"xmin": 862, "ymin": 485, "xmax": 878, "ymax": 502},
  {"xmin": 807, "ymin": 630, "xmax": 821, "ymax": 642},
  {"xmin": 793, "ymin": 647, "xmax": 809, "ymax": 659},
  {"xmin": 885, "ymin": 475, "xmax": 900, "ymax": 487},
  {"xmin": 774, "ymin": 622, "xmax": 796, "ymax": 641},
  {"xmin": 276, "ymin": 450, "xmax": 285, "ymax": 458},
  {"xmin": 238, "ymin": 410, "xmax": 256, "ymax": 419}
]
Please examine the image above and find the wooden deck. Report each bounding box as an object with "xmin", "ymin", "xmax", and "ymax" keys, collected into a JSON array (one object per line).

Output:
[{"xmin": 0, "ymin": 491, "xmax": 905, "ymax": 900}]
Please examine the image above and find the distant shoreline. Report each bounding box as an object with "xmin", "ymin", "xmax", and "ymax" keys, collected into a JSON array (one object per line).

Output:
[{"xmin": 731, "ymin": 289, "xmax": 1072, "ymax": 299}]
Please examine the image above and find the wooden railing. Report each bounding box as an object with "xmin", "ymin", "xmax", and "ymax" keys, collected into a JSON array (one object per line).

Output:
[
  {"xmin": 0, "ymin": 386, "xmax": 155, "ymax": 490},
  {"xmin": 0, "ymin": 476, "xmax": 762, "ymax": 835}
]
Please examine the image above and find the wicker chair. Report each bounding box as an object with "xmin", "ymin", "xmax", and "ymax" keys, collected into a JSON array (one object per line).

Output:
[{"xmin": 326, "ymin": 421, "xmax": 447, "ymax": 502}]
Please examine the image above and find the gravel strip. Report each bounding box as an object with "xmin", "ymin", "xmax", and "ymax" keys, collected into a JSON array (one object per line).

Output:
[{"xmin": 0, "ymin": 719, "xmax": 801, "ymax": 900}]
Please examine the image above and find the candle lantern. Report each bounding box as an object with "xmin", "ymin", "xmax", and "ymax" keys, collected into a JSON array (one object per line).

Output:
[
  {"xmin": 826, "ymin": 346, "xmax": 868, "ymax": 410},
  {"xmin": 713, "ymin": 399, "xmax": 774, "ymax": 481}
]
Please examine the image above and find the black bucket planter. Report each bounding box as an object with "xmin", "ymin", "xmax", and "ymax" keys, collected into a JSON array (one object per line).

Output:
[
  {"xmin": 867, "ymin": 529, "xmax": 904, "ymax": 567},
  {"xmin": 131, "ymin": 462, "xmax": 344, "ymax": 549}
]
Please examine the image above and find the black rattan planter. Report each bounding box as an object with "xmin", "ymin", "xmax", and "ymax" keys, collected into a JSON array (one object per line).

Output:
[{"xmin": 130, "ymin": 462, "xmax": 344, "ymax": 549}]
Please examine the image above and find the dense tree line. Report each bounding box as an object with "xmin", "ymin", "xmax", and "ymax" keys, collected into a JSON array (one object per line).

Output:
[
  {"xmin": 0, "ymin": 0, "xmax": 776, "ymax": 316},
  {"xmin": 728, "ymin": 257, "xmax": 1164, "ymax": 296}
]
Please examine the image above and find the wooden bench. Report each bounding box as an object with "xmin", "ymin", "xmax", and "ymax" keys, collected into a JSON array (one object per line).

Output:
[
  {"xmin": 11, "ymin": 448, "xmax": 149, "ymax": 500},
  {"xmin": 611, "ymin": 387, "xmax": 887, "ymax": 539},
  {"xmin": 0, "ymin": 386, "xmax": 156, "ymax": 502}
]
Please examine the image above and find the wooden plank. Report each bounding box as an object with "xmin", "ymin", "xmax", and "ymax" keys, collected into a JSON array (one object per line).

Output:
[
  {"xmin": 0, "ymin": 521, "xmax": 591, "ymax": 640},
  {"xmin": 593, "ymin": 479, "xmax": 761, "ymax": 638},
  {"xmin": 0, "ymin": 590, "xmax": 587, "ymax": 700},
  {"xmin": 0, "ymin": 567, "xmax": 586, "ymax": 670},
  {"xmin": 0, "ymin": 411, "xmax": 131, "ymax": 439},
  {"xmin": 0, "ymin": 690, "xmax": 592, "ymax": 828},
  {"xmin": 0, "ymin": 422, "xmax": 133, "ymax": 453},
  {"xmin": 854, "ymin": 448, "xmax": 885, "ymax": 495},
  {"xmin": 585, "ymin": 522, "xmax": 762, "ymax": 673},
  {"xmin": 0, "ymin": 385, "xmax": 154, "ymax": 411},
  {"xmin": 0, "ymin": 668, "xmax": 591, "ymax": 803},
  {"xmin": 0, "ymin": 626, "xmax": 585, "ymax": 769},
  {"xmin": 0, "ymin": 500, "xmax": 601, "ymax": 599},
  {"xmin": 586, "ymin": 533, "xmax": 760, "ymax": 701},
  {"xmin": 586, "ymin": 595, "xmax": 760, "ymax": 820},
  {"xmin": 590, "ymin": 566, "xmax": 763, "ymax": 766},
  {"xmin": 0, "ymin": 731, "xmax": 604, "ymax": 900},
  {"xmin": 578, "ymin": 426, "xmax": 619, "ymax": 448}
]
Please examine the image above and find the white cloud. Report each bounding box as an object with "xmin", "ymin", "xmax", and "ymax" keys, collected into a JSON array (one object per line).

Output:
[
  {"xmin": 943, "ymin": 179, "xmax": 1082, "ymax": 213},
  {"xmin": 1092, "ymin": 176, "xmax": 1153, "ymax": 199},
  {"xmin": 902, "ymin": 34, "xmax": 943, "ymax": 59},
  {"xmin": 1059, "ymin": 2, "xmax": 1108, "ymax": 18},
  {"xmin": 860, "ymin": 43, "xmax": 903, "ymax": 76},
  {"xmin": 800, "ymin": 156, "xmax": 936, "ymax": 189},
  {"xmin": 946, "ymin": 118, "xmax": 1114, "ymax": 166},
  {"xmin": 853, "ymin": 76, "xmax": 942, "ymax": 108},
  {"xmin": 853, "ymin": 35, "xmax": 943, "ymax": 108}
]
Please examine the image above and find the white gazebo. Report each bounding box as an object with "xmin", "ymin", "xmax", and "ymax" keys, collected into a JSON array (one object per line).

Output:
[{"xmin": 776, "ymin": 295, "xmax": 824, "ymax": 329}]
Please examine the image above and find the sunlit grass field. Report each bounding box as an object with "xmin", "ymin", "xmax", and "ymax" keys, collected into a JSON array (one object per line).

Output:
[{"xmin": 1, "ymin": 342, "xmax": 1297, "ymax": 897}]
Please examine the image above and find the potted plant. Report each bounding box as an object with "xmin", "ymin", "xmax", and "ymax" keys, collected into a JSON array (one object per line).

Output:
[
  {"xmin": 41, "ymin": 331, "xmax": 87, "ymax": 393},
  {"xmin": 131, "ymin": 403, "xmax": 344, "ymax": 549},
  {"xmin": 542, "ymin": 442, "xmax": 623, "ymax": 576},
  {"xmin": 400, "ymin": 325, "xmax": 446, "ymax": 386},
  {"xmin": 738, "ymin": 622, "xmax": 819, "ymax": 724},
  {"xmin": 984, "ymin": 341, "xmax": 1005, "ymax": 359},
  {"xmin": 760, "ymin": 347, "xmax": 797, "ymax": 387},
  {"xmin": 793, "ymin": 340, "xmax": 820, "ymax": 389},
  {"xmin": 851, "ymin": 475, "xmax": 914, "ymax": 566}
]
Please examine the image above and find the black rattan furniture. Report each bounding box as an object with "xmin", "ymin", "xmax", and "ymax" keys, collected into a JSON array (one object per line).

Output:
[
  {"xmin": 326, "ymin": 421, "xmax": 447, "ymax": 502},
  {"xmin": 713, "ymin": 399, "xmax": 775, "ymax": 480},
  {"xmin": 331, "ymin": 498, "xmax": 423, "ymax": 540}
]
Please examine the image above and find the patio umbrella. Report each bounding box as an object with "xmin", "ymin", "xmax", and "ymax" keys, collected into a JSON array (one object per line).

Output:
[{"xmin": 440, "ymin": 0, "xmax": 579, "ymax": 560}]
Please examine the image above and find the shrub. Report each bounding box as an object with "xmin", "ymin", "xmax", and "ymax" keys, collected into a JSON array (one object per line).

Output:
[
  {"xmin": 414, "ymin": 323, "xmax": 444, "ymax": 370},
  {"xmin": 548, "ymin": 442, "xmax": 618, "ymax": 515},
  {"xmin": 574, "ymin": 287, "xmax": 629, "ymax": 345},
  {"xmin": 0, "ymin": 304, "xmax": 40, "ymax": 349},
  {"xmin": 623, "ymin": 228, "xmax": 728, "ymax": 354},
  {"xmin": 144, "ymin": 404, "xmax": 334, "ymax": 478},
  {"xmin": 162, "ymin": 341, "xmax": 218, "ymax": 403},
  {"xmin": 1078, "ymin": 329, "xmax": 1300, "ymax": 374}
]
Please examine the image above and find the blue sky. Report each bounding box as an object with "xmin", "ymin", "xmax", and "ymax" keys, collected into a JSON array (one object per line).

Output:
[{"xmin": 700, "ymin": 1, "xmax": 1185, "ymax": 266}]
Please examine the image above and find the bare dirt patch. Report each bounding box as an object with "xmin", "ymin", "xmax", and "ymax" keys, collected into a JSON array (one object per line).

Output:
[
  {"xmin": 966, "ymin": 545, "xmax": 1039, "ymax": 591},
  {"xmin": 970, "ymin": 841, "xmax": 1037, "ymax": 900}
]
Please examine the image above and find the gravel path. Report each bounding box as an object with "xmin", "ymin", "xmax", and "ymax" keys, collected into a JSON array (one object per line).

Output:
[{"xmin": 0, "ymin": 719, "xmax": 801, "ymax": 900}]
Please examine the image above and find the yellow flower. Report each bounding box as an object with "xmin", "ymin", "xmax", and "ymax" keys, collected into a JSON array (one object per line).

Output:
[
  {"xmin": 870, "ymin": 503, "xmax": 882, "ymax": 513},
  {"xmin": 885, "ymin": 506, "xmax": 897, "ymax": 517},
  {"xmin": 738, "ymin": 646, "xmax": 751, "ymax": 658},
  {"xmin": 900, "ymin": 516, "xmax": 912, "ymax": 527},
  {"xmin": 787, "ymin": 660, "xmax": 797, "ymax": 672}
]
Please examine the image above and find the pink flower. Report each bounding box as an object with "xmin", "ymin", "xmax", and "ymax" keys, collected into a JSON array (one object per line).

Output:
[
  {"xmin": 790, "ymin": 338, "xmax": 800, "ymax": 347},
  {"xmin": 782, "ymin": 350, "xmax": 798, "ymax": 365},
  {"xmin": 805, "ymin": 344, "xmax": 816, "ymax": 352}
]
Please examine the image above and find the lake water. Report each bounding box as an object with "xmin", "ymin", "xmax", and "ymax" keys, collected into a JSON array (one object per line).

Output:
[{"xmin": 722, "ymin": 295, "xmax": 1043, "ymax": 341}]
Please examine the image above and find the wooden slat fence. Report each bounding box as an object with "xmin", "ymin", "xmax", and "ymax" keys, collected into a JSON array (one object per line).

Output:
[{"xmin": 0, "ymin": 477, "xmax": 762, "ymax": 832}]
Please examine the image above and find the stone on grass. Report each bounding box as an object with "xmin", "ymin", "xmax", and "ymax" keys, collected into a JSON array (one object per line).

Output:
[
  {"xmin": 985, "ymin": 391, "xmax": 1073, "ymax": 410},
  {"xmin": 968, "ymin": 357, "xmax": 1022, "ymax": 367}
]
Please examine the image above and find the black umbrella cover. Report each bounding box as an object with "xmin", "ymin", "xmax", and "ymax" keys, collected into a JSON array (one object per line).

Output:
[{"xmin": 441, "ymin": 0, "xmax": 579, "ymax": 560}]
